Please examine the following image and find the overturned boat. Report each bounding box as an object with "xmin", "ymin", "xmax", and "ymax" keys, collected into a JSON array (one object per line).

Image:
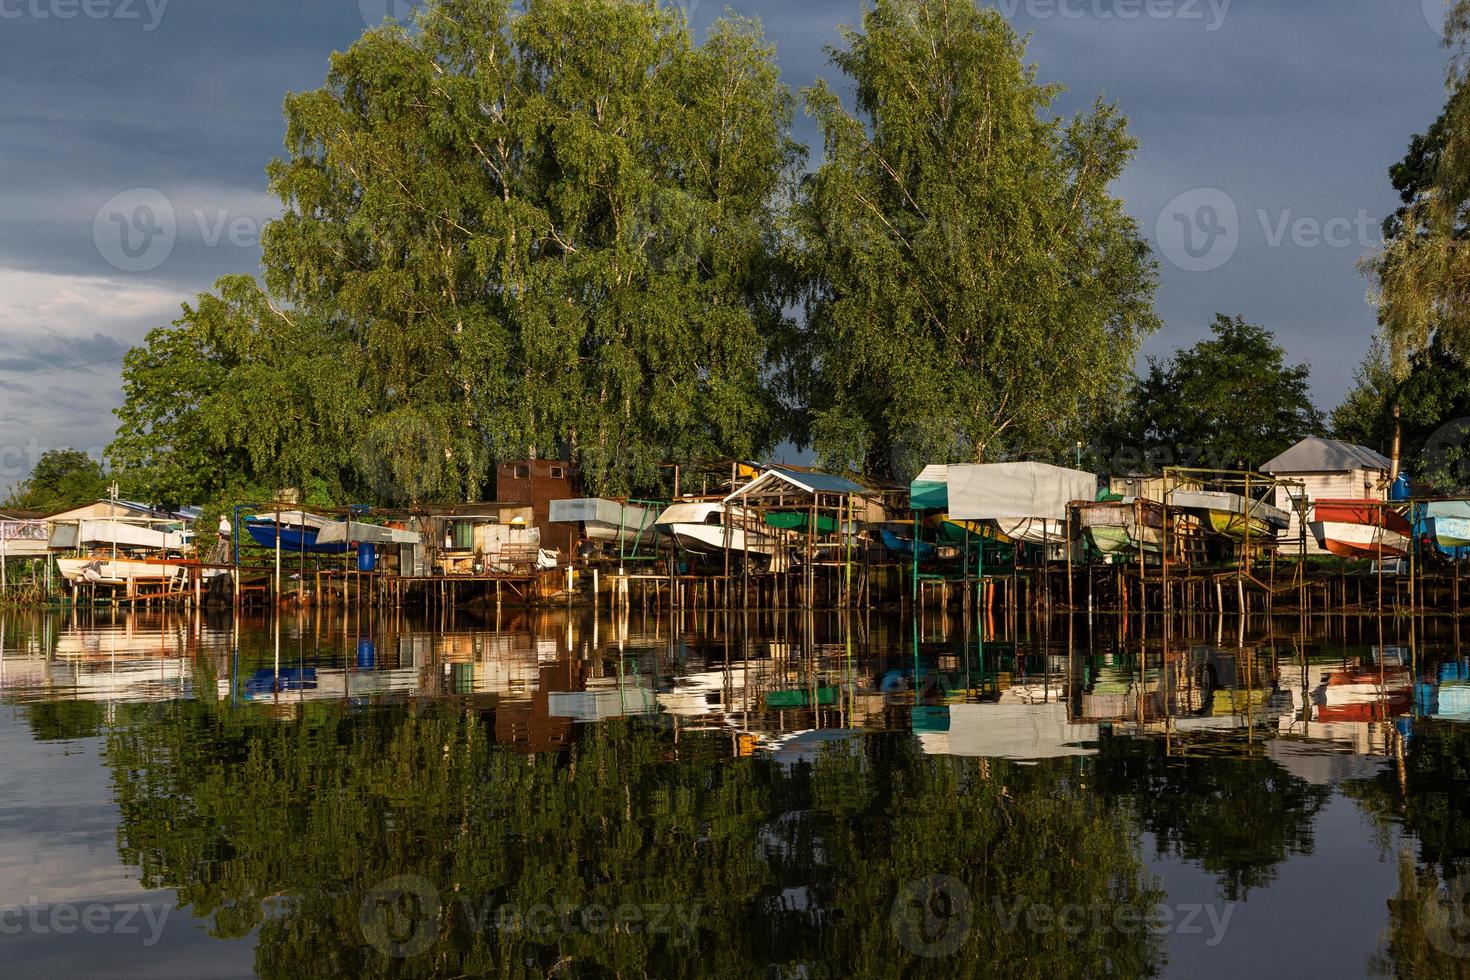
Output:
[
  {"xmin": 549, "ymin": 498, "xmax": 658, "ymax": 550},
  {"xmin": 1076, "ymin": 498, "xmax": 1165, "ymax": 555},
  {"xmin": 1168, "ymin": 490, "xmax": 1290, "ymax": 541}
]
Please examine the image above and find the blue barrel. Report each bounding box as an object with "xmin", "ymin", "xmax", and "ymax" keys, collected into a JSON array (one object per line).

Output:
[
  {"xmin": 356, "ymin": 638, "xmax": 376, "ymax": 669},
  {"xmin": 357, "ymin": 542, "xmax": 377, "ymax": 572}
]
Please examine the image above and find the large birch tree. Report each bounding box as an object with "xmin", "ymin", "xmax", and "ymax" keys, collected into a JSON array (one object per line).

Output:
[{"xmin": 790, "ymin": 0, "xmax": 1158, "ymax": 480}]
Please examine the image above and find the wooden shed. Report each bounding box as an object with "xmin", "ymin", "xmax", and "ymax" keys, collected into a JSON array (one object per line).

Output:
[{"xmin": 1260, "ymin": 438, "xmax": 1392, "ymax": 554}]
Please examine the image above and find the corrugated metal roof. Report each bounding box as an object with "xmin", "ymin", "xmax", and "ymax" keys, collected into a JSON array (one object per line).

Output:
[
  {"xmin": 726, "ymin": 467, "xmax": 870, "ymax": 500},
  {"xmin": 1260, "ymin": 437, "xmax": 1390, "ymax": 474},
  {"xmin": 772, "ymin": 467, "xmax": 868, "ymax": 494}
]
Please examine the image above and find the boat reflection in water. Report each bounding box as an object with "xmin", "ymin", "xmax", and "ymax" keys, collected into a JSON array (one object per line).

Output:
[
  {"xmin": 1, "ymin": 607, "xmax": 1467, "ymax": 978},
  {"xmin": 0, "ymin": 608, "xmax": 1438, "ymax": 761}
]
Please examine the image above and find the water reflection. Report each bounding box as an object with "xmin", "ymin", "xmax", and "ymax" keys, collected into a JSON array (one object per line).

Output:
[{"xmin": 1, "ymin": 607, "xmax": 1468, "ymax": 977}]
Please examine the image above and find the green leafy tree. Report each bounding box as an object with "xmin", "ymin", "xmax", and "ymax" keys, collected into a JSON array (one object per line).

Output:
[
  {"xmin": 1119, "ymin": 315, "xmax": 1323, "ymax": 472},
  {"xmin": 1366, "ymin": 0, "xmax": 1470, "ymax": 361},
  {"xmin": 790, "ymin": 0, "xmax": 1159, "ymax": 479},
  {"xmin": 113, "ymin": 0, "xmax": 801, "ymax": 502},
  {"xmin": 5, "ymin": 448, "xmax": 107, "ymax": 513},
  {"xmin": 1333, "ymin": 335, "xmax": 1470, "ymax": 493},
  {"xmin": 1340, "ymin": 93, "xmax": 1470, "ymax": 492},
  {"xmin": 1330, "ymin": 336, "xmax": 1397, "ymax": 452}
]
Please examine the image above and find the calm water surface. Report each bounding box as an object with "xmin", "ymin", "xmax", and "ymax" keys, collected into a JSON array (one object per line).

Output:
[{"xmin": 0, "ymin": 607, "xmax": 1467, "ymax": 978}]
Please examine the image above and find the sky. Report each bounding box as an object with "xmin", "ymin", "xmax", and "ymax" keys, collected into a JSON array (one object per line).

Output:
[{"xmin": 0, "ymin": 0, "xmax": 1455, "ymax": 493}]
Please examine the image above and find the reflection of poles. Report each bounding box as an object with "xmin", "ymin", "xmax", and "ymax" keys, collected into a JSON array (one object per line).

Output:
[{"xmin": 1065, "ymin": 506, "xmax": 1074, "ymax": 612}]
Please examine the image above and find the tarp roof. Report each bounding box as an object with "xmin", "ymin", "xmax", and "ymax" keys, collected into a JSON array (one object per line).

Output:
[
  {"xmin": 1259, "ymin": 437, "xmax": 1390, "ymax": 474},
  {"xmin": 724, "ymin": 467, "xmax": 869, "ymax": 501},
  {"xmin": 946, "ymin": 463, "xmax": 1098, "ymax": 521},
  {"xmin": 910, "ymin": 465, "xmax": 950, "ymax": 511}
]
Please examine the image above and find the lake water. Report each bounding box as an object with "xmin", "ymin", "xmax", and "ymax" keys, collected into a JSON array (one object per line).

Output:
[{"xmin": 0, "ymin": 607, "xmax": 1467, "ymax": 978}]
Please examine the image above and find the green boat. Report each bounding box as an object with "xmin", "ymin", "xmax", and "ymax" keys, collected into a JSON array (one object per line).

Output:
[
  {"xmin": 927, "ymin": 515, "xmax": 1012, "ymax": 546},
  {"xmin": 764, "ymin": 511, "xmax": 842, "ymax": 534}
]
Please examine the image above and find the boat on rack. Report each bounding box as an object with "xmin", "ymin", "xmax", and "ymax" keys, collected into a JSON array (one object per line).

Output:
[
  {"xmin": 55, "ymin": 556, "xmax": 191, "ymax": 586},
  {"xmin": 1424, "ymin": 501, "xmax": 1470, "ymax": 551},
  {"xmin": 654, "ymin": 501, "xmax": 788, "ymax": 565},
  {"xmin": 1168, "ymin": 490, "xmax": 1290, "ymax": 541},
  {"xmin": 1076, "ymin": 498, "xmax": 1165, "ymax": 555},
  {"xmin": 876, "ymin": 524, "xmax": 937, "ymax": 561},
  {"xmin": 926, "ymin": 515, "xmax": 1011, "ymax": 547},
  {"xmin": 1308, "ymin": 499, "xmax": 1412, "ymax": 559},
  {"xmin": 549, "ymin": 498, "xmax": 657, "ymax": 548},
  {"xmin": 49, "ymin": 517, "xmax": 216, "ymax": 586},
  {"xmin": 243, "ymin": 511, "xmax": 349, "ymax": 554},
  {"xmin": 989, "ymin": 517, "xmax": 1067, "ymax": 545},
  {"xmin": 49, "ymin": 519, "xmax": 189, "ymax": 553}
]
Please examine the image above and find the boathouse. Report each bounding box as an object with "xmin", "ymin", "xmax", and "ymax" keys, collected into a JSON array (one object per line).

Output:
[{"xmin": 1260, "ymin": 437, "xmax": 1392, "ymax": 555}]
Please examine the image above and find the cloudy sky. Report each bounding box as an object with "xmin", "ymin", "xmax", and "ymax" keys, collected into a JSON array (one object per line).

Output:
[{"xmin": 0, "ymin": 0, "xmax": 1453, "ymax": 492}]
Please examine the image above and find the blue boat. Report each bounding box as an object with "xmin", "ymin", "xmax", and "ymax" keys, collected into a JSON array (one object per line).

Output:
[
  {"xmin": 879, "ymin": 528, "xmax": 937, "ymax": 561},
  {"xmin": 244, "ymin": 518, "xmax": 350, "ymax": 555},
  {"xmin": 1414, "ymin": 502, "xmax": 1470, "ymax": 559}
]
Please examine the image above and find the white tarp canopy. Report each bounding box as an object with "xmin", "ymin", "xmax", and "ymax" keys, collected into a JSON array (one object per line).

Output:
[
  {"xmin": 48, "ymin": 519, "xmax": 189, "ymax": 551},
  {"xmin": 945, "ymin": 463, "xmax": 1097, "ymax": 521},
  {"xmin": 314, "ymin": 523, "xmax": 421, "ymax": 545}
]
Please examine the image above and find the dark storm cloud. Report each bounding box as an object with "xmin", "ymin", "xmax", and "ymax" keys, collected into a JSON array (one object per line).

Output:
[
  {"xmin": 0, "ymin": 0, "xmax": 1454, "ymax": 488},
  {"xmin": 0, "ymin": 332, "xmax": 128, "ymax": 376}
]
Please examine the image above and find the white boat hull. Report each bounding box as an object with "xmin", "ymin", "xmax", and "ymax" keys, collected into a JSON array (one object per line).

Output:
[
  {"xmin": 58, "ymin": 557, "xmax": 185, "ymax": 585},
  {"xmin": 1308, "ymin": 522, "xmax": 1410, "ymax": 559},
  {"xmin": 664, "ymin": 523, "xmax": 780, "ymax": 557}
]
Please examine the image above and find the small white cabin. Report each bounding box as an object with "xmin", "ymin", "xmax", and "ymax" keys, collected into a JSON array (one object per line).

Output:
[{"xmin": 1260, "ymin": 438, "xmax": 1392, "ymax": 554}]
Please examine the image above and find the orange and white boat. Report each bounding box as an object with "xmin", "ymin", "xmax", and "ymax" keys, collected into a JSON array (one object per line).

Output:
[{"xmin": 1309, "ymin": 499, "xmax": 1412, "ymax": 559}]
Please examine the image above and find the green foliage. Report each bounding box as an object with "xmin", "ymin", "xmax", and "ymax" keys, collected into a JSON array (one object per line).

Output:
[
  {"xmin": 1366, "ymin": 4, "xmax": 1470, "ymax": 362},
  {"xmin": 790, "ymin": 0, "xmax": 1158, "ymax": 479},
  {"xmin": 1333, "ymin": 334, "xmax": 1470, "ymax": 493},
  {"xmin": 1113, "ymin": 315, "xmax": 1323, "ymax": 472},
  {"xmin": 1330, "ymin": 337, "xmax": 1397, "ymax": 451},
  {"xmin": 112, "ymin": 0, "xmax": 801, "ymax": 503},
  {"xmin": 4, "ymin": 448, "xmax": 107, "ymax": 513}
]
